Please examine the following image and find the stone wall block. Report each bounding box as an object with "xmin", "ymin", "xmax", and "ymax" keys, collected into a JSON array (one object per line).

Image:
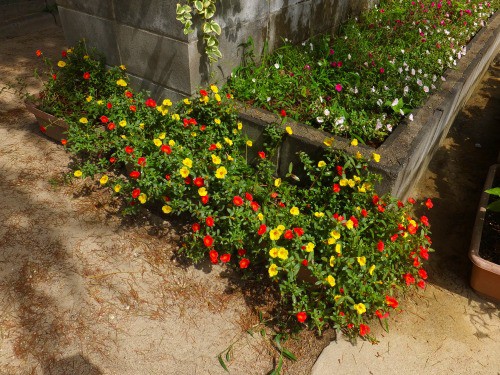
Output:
[{"xmin": 56, "ymin": 0, "xmax": 113, "ymax": 19}]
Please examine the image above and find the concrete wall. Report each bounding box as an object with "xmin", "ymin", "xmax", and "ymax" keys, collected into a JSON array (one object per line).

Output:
[{"xmin": 56, "ymin": 0, "xmax": 377, "ymax": 101}]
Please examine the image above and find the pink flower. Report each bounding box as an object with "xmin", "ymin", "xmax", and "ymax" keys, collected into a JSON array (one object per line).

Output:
[{"xmin": 335, "ymin": 84, "xmax": 343, "ymax": 92}]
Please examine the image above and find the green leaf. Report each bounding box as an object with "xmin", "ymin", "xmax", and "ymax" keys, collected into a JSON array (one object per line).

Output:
[
  {"xmin": 211, "ymin": 22, "xmax": 222, "ymax": 35},
  {"xmin": 282, "ymin": 348, "xmax": 297, "ymax": 361},
  {"xmin": 194, "ymin": 0, "xmax": 203, "ymax": 12},
  {"xmin": 486, "ymin": 199, "xmax": 500, "ymax": 212},
  {"xmin": 485, "ymin": 187, "xmax": 500, "ymax": 197},
  {"xmin": 218, "ymin": 355, "xmax": 229, "ymax": 372}
]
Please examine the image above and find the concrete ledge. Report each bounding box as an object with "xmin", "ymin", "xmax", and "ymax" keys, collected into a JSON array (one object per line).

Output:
[{"xmin": 237, "ymin": 11, "xmax": 500, "ymax": 199}]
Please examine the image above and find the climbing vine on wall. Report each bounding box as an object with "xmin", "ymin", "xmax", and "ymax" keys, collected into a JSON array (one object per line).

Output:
[{"xmin": 176, "ymin": 1, "xmax": 222, "ymax": 62}]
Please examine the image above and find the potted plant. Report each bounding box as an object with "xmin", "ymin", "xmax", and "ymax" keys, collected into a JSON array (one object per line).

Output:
[
  {"xmin": 469, "ymin": 163, "xmax": 500, "ymax": 302},
  {"xmin": 25, "ymin": 40, "xmax": 127, "ymax": 142}
]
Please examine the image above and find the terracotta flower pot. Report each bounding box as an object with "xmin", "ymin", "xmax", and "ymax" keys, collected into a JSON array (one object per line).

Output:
[
  {"xmin": 469, "ymin": 164, "xmax": 500, "ymax": 302},
  {"xmin": 24, "ymin": 101, "xmax": 69, "ymax": 143}
]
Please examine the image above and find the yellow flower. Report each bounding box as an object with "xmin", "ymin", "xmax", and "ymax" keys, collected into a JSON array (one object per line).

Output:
[
  {"xmin": 329, "ymin": 256, "xmax": 335, "ymax": 267},
  {"xmin": 162, "ymin": 99, "xmax": 172, "ymax": 107},
  {"xmin": 180, "ymin": 167, "xmax": 190, "ymax": 178},
  {"xmin": 57, "ymin": 61, "xmax": 66, "ymax": 68},
  {"xmin": 285, "ymin": 126, "xmax": 293, "ymax": 135},
  {"xmin": 215, "ymin": 93, "xmax": 221, "ymax": 102},
  {"xmin": 138, "ymin": 193, "xmax": 147, "ymax": 204},
  {"xmin": 330, "ymin": 230, "xmax": 341, "ymax": 240},
  {"xmin": 314, "ymin": 212, "xmax": 324, "ymax": 218},
  {"xmin": 224, "ymin": 137, "xmax": 233, "ymax": 146},
  {"xmin": 79, "ymin": 117, "xmax": 88, "ymax": 124},
  {"xmin": 211, "ymin": 154, "xmax": 221, "ymax": 165},
  {"xmin": 215, "ymin": 166, "xmax": 227, "ymax": 179},
  {"xmin": 97, "ymin": 100, "xmax": 103, "ymax": 105},
  {"xmin": 334, "ymin": 295, "xmax": 342, "ymax": 302},
  {"xmin": 153, "ymin": 139, "xmax": 162, "ymax": 147},
  {"xmin": 290, "ymin": 206, "xmax": 300, "ymax": 216},
  {"xmin": 200, "ymin": 96, "xmax": 209, "ymax": 104},
  {"xmin": 121, "ymin": 135, "xmax": 127, "ymax": 139},
  {"xmin": 354, "ymin": 303, "xmax": 366, "ymax": 315},
  {"xmin": 99, "ymin": 175, "xmax": 108, "ymax": 185},
  {"xmin": 66, "ymin": 48, "xmax": 73, "ymax": 53},
  {"xmin": 345, "ymin": 220, "xmax": 354, "ymax": 230},
  {"xmin": 268, "ymin": 264, "xmax": 278, "ymax": 277},
  {"xmin": 140, "ymin": 123, "xmax": 146, "ymax": 130},
  {"xmin": 162, "ymin": 205, "xmax": 172, "ymax": 214},
  {"xmin": 318, "ymin": 160, "xmax": 326, "ymax": 168},
  {"xmin": 326, "ymin": 275, "xmax": 336, "ymax": 287},
  {"xmin": 210, "ymin": 84, "xmax": 219, "ymax": 93},
  {"xmin": 214, "ymin": 118, "xmax": 221, "ymax": 125},
  {"xmin": 257, "ymin": 213, "xmax": 264, "ymax": 221},
  {"xmin": 327, "ymin": 237, "xmax": 337, "ymax": 245},
  {"xmin": 114, "ymin": 184, "xmax": 121, "ymax": 193},
  {"xmin": 274, "ymin": 178, "xmax": 281, "ymax": 187},
  {"xmin": 227, "ymin": 155, "xmax": 233, "ymax": 161},
  {"xmin": 246, "ymin": 140, "xmax": 253, "ymax": 147},
  {"xmin": 183, "ymin": 98, "xmax": 191, "ymax": 105},
  {"xmin": 369, "ymin": 265, "xmax": 376, "ymax": 275},
  {"xmin": 116, "ymin": 79, "xmax": 127, "ymax": 87},
  {"xmin": 353, "ymin": 175, "xmax": 361, "ymax": 183},
  {"xmin": 183, "ymin": 158, "xmax": 193, "ymax": 168},
  {"xmin": 73, "ymin": 170, "xmax": 82, "ymax": 177},
  {"xmin": 357, "ymin": 256, "xmax": 367, "ymax": 267},
  {"xmin": 86, "ymin": 96, "xmax": 92, "ymax": 102},
  {"xmin": 339, "ymin": 179, "xmax": 348, "ymax": 186},
  {"xmin": 168, "ymin": 140, "xmax": 175, "ymax": 146},
  {"xmin": 119, "ymin": 64, "xmax": 126, "ymax": 70},
  {"xmin": 83, "ymin": 54, "xmax": 89, "ymax": 59},
  {"xmin": 372, "ymin": 153, "xmax": 381, "ymax": 163},
  {"xmin": 119, "ymin": 120, "xmax": 127, "ymax": 127},
  {"xmin": 277, "ymin": 247, "xmax": 288, "ymax": 260},
  {"xmin": 157, "ymin": 106, "xmax": 169, "ymax": 116},
  {"xmin": 216, "ymin": 142, "xmax": 222, "ymax": 149},
  {"xmin": 269, "ymin": 248, "xmax": 279, "ymax": 258},
  {"xmin": 323, "ymin": 137, "xmax": 334, "ymax": 147},
  {"xmin": 358, "ymin": 185, "xmax": 367, "ymax": 193},
  {"xmin": 198, "ymin": 187, "xmax": 208, "ymax": 197},
  {"xmin": 172, "ymin": 114, "xmax": 180, "ymax": 121},
  {"xmin": 335, "ymin": 243, "xmax": 342, "ymax": 254},
  {"xmin": 355, "ymin": 151, "xmax": 363, "ymax": 159},
  {"xmin": 269, "ymin": 228, "xmax": 282, "ymax": 241},
  {"xmin": 237, "ymin": 122, "xmax": 243, "ymax": 130},
  {"xmin": 305, "ymin": 242, "xmax": 315, "ymax": 252},
  {"xmin": 347, "ymin": 179, "xmax": 355, "ymax": 188},
  {"xmin": 351, "ymin": 139, "xmax": 359, "ymax": 146}
]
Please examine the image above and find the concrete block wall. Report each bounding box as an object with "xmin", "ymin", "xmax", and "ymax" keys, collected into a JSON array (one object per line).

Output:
[{"xmin": 56, "ymin": 0, "xmax": 377, "ymax": 101}]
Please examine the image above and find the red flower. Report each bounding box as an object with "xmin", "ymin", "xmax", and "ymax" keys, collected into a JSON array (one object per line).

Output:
[
  {"xmin": 125, "ymin": 146, "xmax": 134, "ymax": 154},
  {"xmin": 137, "ymin": 157, "xmax": 146, "ymax": 167},
  {"xmin": 165, "ymin": 174, "xmax": 171, "ymax": 180},
  {"xmin": 377, "ymin": 240, "xmax": 384, "ymax": 252},
  {"xmin": 107, "ymin": 102, "xmax": 112, "ymax": 109},
  {"xmin": 160, "ymin": 145, "xmax": 172, "ymax": 154},
  {"xmin": 375, "ymin": 310, "xmax": 389, "ymax": 319},
  {"xmin": 39, "ymin": 125, "xmax": 46, "ymax": 133},
  {"xmin": 205, "ymin": 216, "xmax": 214, "ymax": 227},
  {"xmin": 208, "ymin": 144, "xmax": 217, "ymax": 151},
  {"xmin": 347, "ymin": 323, "xmax": 354, "ymax": 329},
  {"xmin": 336, "ymin": 166, "xmax": 343, "ymax": 176},
  {"xmin": 239, "ymin": 258, "xmax": 250, "ymax": 269},
  {"xmin": 200, "ymin": 124, "xmax": 206, "ymax": 131},
  {"xmin": 419, "ymin": 246, "xmax": 429, "ymax": 260},
  {"xmin": 250, "ymin": 201, "xmax": 260, "ymax": 211},
  {"xmin": 237, "ymin": 249, "xmax": 246, "ymax": 256},
  {"xmin": 203, "ymin": 235, "xmax": 214, "ymax": 248},
  {"xmin": 233, "ymin": 196, "xmax": 244, "ymax": 206},
  {"xmin": 397, "ymin": 200, "xmax": 404, "ymax": 208},
  {"xmin": 52, "ymin": 74, "xmax": 56, "ymax": 80},
  {"xmin": 403, "ymin": 273, "xmax": 415, "ymax": 285},
  {"xmin": 129, "ymin": 105, "xmax": 136, "ymax": 112},
  {"xmin": 301, "ymin": 259, "xmax": 308, "ymax": 266},
  {"xmin": 377, "ymin": 205, "xmax": 385, "ymax": 213},
  {"xmin": 425, "ymin": 198, "xmax": 433, "ymax": 209},
  {"xmin": 100, "ymin": 115, "xmax": 109, "ymax": 123},
  {"xmin": 209, "ymin": 249, "xmax": 218, "ymax": 264},
  {"xmin": 350, "ymin": 216, "xmax": 359, "ymax": 228},
  {"xmin": 386, "ymin": 295, "xmax": 399, "ymax": 308},
  {"xmin": 296, "ymin": 312, "xmax": 307, "ymax": 323},
  {"xmin": 284, "ymin": 230, "xmax": 294, "ymax": 240},
  {"xmin": 245, "ymin": 192, "xmax": 253, "ymax": 201},
  {"xmin": 270, "ymin": 192, "xmax": 278, "ymax": 199},
  {"xmin": 107, "ymin": 122, "xmax": 115, "ymax": 130},
  {"xmin": 420, "ymin": 215, "xmax": 429, "ymax": 227},
  {"xmin": 379, "ymin": 67, "xmax": 385, "ymax": 74},
  {"xmin": 418, "ymin": 268, "xmax": 428, "ymax": 279},
  {"xmin": 258, "ymin": 151, "xmax": 266, "ymax": 159},
  {"xmin": 332, "ymin": 183, "xmax": 340, "ymax": 193},
  {"xmin": 407, "ymin": 224, "xmax": 417, "ymax": 235},
  {"xmin": 201, "ymin": 196, "xmax": 209, "ymax": 204},
  {"xmin": 129, "ymin": 170, "xmax": 140, "ymax": 179},
  {"xmin": 131, "ymin": 188, "xmax": 141, "ymax": 199},
  {"xmin": 408, "ymin": 197, "xmax": 416, "ymax": 204},
  {"xmin": 61, "ymin": 50, "xmax": 67, "ymax": 57},
  {"xmin": 417, "ymin": 280, "xmax": 426, "ymax": 289},
  {"xmin": 280, "ymin": 109, "xmax": 287, "ymax": 117},
  {"xmin": 359, "ymin": 324, "xmax": 370, "ymax": 336},
  {"xmin": 109, "ymin": 157, "xmax": 116, "ymax": 163},
  {"xmin": 293, "ymin": 227, "xmax": 304, "ymax": 237},
  {"xmin": 220, "ymin": 253, "xmax": 231, "ymax": 263},
  {"xmin": 257, "ymin": 224, "xmax": 267, "ymax": 236},
  {"xmin": 36, "ymin": 49, "xmax": 42, "ymax": 57},
  {"xmin": 199, "ymin": 89, "xmax": 208, "ymax": 96},
  {"xmin": 413, "ymin": 257, "xmax": 420, "ymax": 267},
  {"xmin": 390, "ymin": 233, "xmax": 398, "ymax": 242},
  {"xmin": 372, "ymin": 195, "xmax": 379, "ymax": 205},
  {"xmin": 61, "ymin": 139, "xmax": 67, "ymax": 146},
  {"xmin": 145, "ymin": 98, "xmax": 157, "ymax": 107},
  {"xmin": 125, "ymin": 91, "xmax": 133, "ymax": 98},
  {"xmin": 193, "ymin": 177, "xmax": 204, "ymax": 187},
  {"xmin": 83, "ymin": 72, "xmax": 90, "ymax": 80},
  {"xmin": 192, "ymin": 223, "xmax": 200, "ymax": 232},
  {"xmin": 361, "ymin": 209, "xmax": 368, "ymax": 217}
]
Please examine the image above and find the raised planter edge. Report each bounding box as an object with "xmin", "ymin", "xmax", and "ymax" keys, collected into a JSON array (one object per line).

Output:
[{"xmin": 24, "ymin": 100, "xmax": 69, "ymax": 142}]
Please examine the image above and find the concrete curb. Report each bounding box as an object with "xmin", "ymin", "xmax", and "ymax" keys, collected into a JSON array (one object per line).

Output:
[{"xmin": 237, "ymin": 11, "xmax": 500, "ymax": 199}]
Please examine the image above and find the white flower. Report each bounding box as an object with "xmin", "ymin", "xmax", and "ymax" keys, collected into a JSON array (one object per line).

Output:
[
  {"xmin": 316, "ymin": 117, "xmax": 324, "ymax": 124},
  {"xmin": 384, "ymin": 86, "xmax": 389, "ymax": 91},
  {"xmin": 348, "ymin": 54, "xmax": 351, "ymax": 60},
  {"xmin": 417, "ymin": 79, "xmax": 423, "ymax": 86},
  {"xmin": 371, "ymin": 86, "xmax": 376, "ymax": 93},
  {"xmin": 274, "ymin": 63, "xmax": 280, "ymax": 69},
  {"xmin": 401, "ymin": 49, "xmax": 405, "ymax": 54},
  {"xmin": 398, "ymin": 67, "xmax": 403, "ymax": 73},
  {"xmin": 335, "ymin": 117, "xmax": 345, "ymax": 126},
  {"xmin": 354, "ymin": 87, "xmax": 358, "ymax": 94},
  {"xmin": 418, "ymin": 69, "xmax": 422, "ymax": 74},
  {"xmin": 324, "ymin": 109, "xmax": 330, "ymax": 116},
  {"xmin": 391, "ymin": 98, "xmax": 399, "ymax": 107},
  {"xmin": 441, "ymin": 76, "xmax": 446, "ymax": 81},
  {"xmin": 431, "ymin": 84, "xmax": 436, "ymax": 90},
  {"xmin": 266, "ymin": 97, "xmax": 271, "ymax": 102},
  {"xmin": 399, "ymin": 109, "xmax": 404, "ymax": 115},
  {"xmin": 404, "ymin": 86, "xmax": 409, "ymax": 94},
  {"xmin": 386, "ymin": 124, "xmax": 393, "ymax": 132},
  {"xmin": 252, "ymin": 78, "xmax": 256, "ymax": 83},
  {"xmin": 409, "ymin": 114, "xmax": 414, "ymax": 121},
  {"xmin": 411, "ymin": 68, "xmax": 416, "ymax": 76},
  {"xmin": 423, "ymin": 86, "xmax": 429, "ymax": 93},
  {"xmin": 375, "ymin": 119, "xmax": 383, "ymax": 130},
  {"xmin": 377, "ymin": 99, "xmax": 383, "ymax": 106}
]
